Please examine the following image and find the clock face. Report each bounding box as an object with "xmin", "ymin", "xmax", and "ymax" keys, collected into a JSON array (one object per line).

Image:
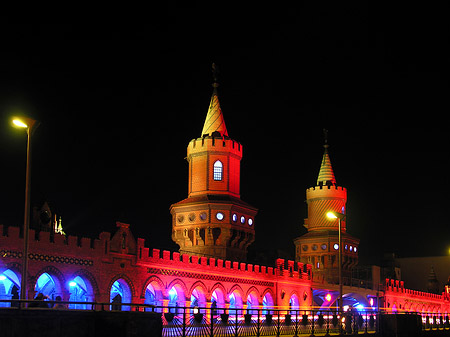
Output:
[
  {"xmin": 216, "ymin": 212, "xmax": 224, "ymax": 221},
  {"xmin": 232, "ymin": 213, "xmax": 237, "ymax": 222},
  {"xmin": 333, "ymin": 244, "xmax": 339, "ymax": 250},
  {"xmin": 200, "ymin": 212, "xmax": 207, "ymax": 221},
  {"xmin": 240, "ymin": 216, "xmax": 245, "ymax": 224},
  {"xmin": 248, "ymin": 218, "xmax": 253, "ymax": 226}
]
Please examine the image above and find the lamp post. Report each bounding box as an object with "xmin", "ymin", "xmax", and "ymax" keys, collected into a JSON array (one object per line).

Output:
[
  {"xmin": 326, "ymin": 211, "xmax": 346, "ymax": 317},
  {"xmin": 12, "ymin": 117, "xmax": 39, "ymax": 306}
]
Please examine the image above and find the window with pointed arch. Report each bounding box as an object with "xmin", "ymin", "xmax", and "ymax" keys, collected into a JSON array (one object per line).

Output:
[{"xmin": 213, "ymin": 160, "xmax": 223, "ymax": 181}]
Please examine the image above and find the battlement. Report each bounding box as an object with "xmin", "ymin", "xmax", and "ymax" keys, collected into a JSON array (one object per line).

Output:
[
  {"xmin": 306, "ymin": 185, "xmax": 347, "ymax": 200},
  {"xmin": 136, "ymin": 241, "xmax": 312, "ymax": 282},
  {"xmin": 188, "ymin": 136, "xmax": 242, "ymax": 157},
  {"xmin": 385, "ymin": 279, "xmax": 445, "ymax": 301},
  {"xmin": 0, "ymin": 225, "xmax": 111, "ymax": 257}
]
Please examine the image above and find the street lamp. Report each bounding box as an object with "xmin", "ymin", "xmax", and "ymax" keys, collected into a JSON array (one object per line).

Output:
[
  {"xmin": 326, "ymin": 211, "xmax": 346, "ymax": 318},
  {"xmin": 12, "ymin": 116, "xmax": 40, "ymax": 306}
]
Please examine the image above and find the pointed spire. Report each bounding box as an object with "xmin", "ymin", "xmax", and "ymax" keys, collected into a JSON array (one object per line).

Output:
[
  {"xmin": 201, "ymin": 63, "xmax": 228, "ymax": 137},
  {"xmin": 317, "ymin": 129, "xmax": 336, "ymax": 186}
]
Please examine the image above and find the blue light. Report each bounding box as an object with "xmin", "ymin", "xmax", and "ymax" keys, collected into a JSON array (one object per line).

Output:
[{"xmin": 355, "ymin": 304, "xmax": 364, "ymax": 311}]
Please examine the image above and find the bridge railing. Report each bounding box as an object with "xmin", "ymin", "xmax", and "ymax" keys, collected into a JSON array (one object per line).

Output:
[
  {"xmin": 158, "ymin": 307, "xmax": 379, "ymax": 337},
  {"xmin": 0, "ymin": 299, "xmax": 378, "ymax": 336}
]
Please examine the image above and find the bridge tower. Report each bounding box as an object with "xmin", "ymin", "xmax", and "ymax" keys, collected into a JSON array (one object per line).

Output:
[
  {"xmin": 170, "ymin": 65, "xmax": 257, "ymax": 262},
  {"xmin": 294, "ymin": 136, "xmax": 359, "ymax": 279}
]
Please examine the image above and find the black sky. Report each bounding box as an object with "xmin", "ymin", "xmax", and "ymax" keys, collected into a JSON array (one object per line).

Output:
[{"xmin": 0, "ymin": 5, "xmax": 448, "ymax": 266}]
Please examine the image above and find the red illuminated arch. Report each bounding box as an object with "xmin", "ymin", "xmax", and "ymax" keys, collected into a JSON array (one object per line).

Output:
[
  {"xmin": 189, "ymin": 280, "xmax": 208, "ymax": 298},
  {"xmin": 141, "ymin": 275, "xmax": 166, "ymax": 298},
  {"xmin": 167, "ymin": 278, "xmax": 188, "ymax": 301}
]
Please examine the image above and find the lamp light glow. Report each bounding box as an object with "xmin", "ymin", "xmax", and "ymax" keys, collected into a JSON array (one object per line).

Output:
[
  {"xmin": 325, "ymin": 293, "xmax": 332, "ymax": 302},
  {"xmin": 69, "ymin": 281, "xmax": 77, "ymax": 287},
  {"xmin": 327, "ymin": 211, "xmax": 338, "ymax": 219},
  {"xmin": 0, "ymin": 275, "xmax": 6, "ymax": 281},
  {"xmin": 12, "ymin": 119, "xmax": 28, "ymax": 128}
]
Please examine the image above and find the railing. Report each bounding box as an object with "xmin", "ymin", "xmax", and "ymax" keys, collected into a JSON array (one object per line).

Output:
[
  {"xmin": 0, "ymin": 300, "xmax": 378, "ymax": 336},
  {"xmin": 5, "ymin": 299, "xmax": 450, "ymax": 335},
  {"xmin": 158, "ymin": 307, "xmax": 379, "ymax": 336},
  {"xmin": 419, "ymin": 313, "xmax": 450, "ymax": 332}
]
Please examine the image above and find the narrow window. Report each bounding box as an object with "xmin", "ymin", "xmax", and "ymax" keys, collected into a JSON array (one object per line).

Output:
[{"xmin": 213, "ymin": 160, "xmax": 223, "ymax": 181}]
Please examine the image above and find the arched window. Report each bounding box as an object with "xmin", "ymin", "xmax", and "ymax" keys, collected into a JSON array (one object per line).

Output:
[{"xmin": 213, "ymin": 161, "xmax": 223, "ymax": 181}]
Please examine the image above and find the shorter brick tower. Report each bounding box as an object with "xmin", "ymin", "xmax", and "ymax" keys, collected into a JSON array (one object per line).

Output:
[
  {"xmin": 294, "ymin": 139, "xmax": 359, "ymax": 280},
  {"xmin": 170, "ymin": 68, "xmax": 257, "ymax": 261}
]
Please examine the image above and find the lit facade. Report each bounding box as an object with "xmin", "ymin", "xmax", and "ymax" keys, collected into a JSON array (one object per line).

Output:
[{"xmin": 0, "ymin": 71, "xmax": 449, "ymax": 318}]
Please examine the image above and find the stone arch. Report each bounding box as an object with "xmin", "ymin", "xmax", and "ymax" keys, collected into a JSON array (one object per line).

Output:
[
  {"xmin": 69, "ymin": 269, "xmax": 100, "ymax": 297},
  {"xmin": 167, "ymin": 278, "xmax": 188, "ymax": 313},
  {"xmin": 189, "ymin": 280, "xmax": 208, "ymax": 313},
  {"xmin": 228, "ymin": 285, "xmax": 244, "ymax": 315},
  {"xmin": 67, "ymin": 270, "xmax": 98, "ymax": 309},
  {"xmin": 167, "ymin": 278, "xmax": 189, "ymax": 301},
  {"xmin": 245, "ymin": 286, "xmax": 260, "ymax": 300},
  {"xmin": 108, "ymin": 273, "xmax": 136, "ymax": 298},
  {"xmin": 0, "ymin": 262, "xmax": 22, "ymax": 280},
  {"xmin": 142, "ymin": 275, "xmax": 165, "ymax": 311},
  {"xmin": 0, "ymin": 263, "xmax": 21, "ymax": 307},
  {"xmin": 108, "ymin": 274, "xmax": 136, "ymax": 311},
  {"xmin": 210, "ymin": 283, "xmax": 226, "ymax": 314},
  {"xmin": 228, "ymin": 284, "xmax": 245, "ymax": 298},
  {"xmin": 34, "ymin": 265, "xmax": 65, "ymax": 300},
  {"xmin": 189, "ymin": 280, "xmax": 208, "ymax": 298},
  {"xmin": 141, "ymin": 275, "xmax": 166, "ymax": 299},
  {"xmin": 245, "ymin": 286, "xmax": 260, "ymax": 314},
  {"xmin": 262, "ymin": 289, "xmax": 275, "ymax": 314},
  {"xmin": 210, "ymin": 282, "xmax": 227, "ymax": 301},
  {"xmin": 35, "ymin": 265, "xmax": 66, "ymax": 286}
]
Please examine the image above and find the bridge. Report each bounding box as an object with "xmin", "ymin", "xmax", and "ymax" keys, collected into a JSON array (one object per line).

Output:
[{"xmin": 1, "ymin": 299, "xmax": 449, "ymax": 336}]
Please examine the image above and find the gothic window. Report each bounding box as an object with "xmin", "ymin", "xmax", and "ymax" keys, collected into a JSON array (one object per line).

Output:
[{"xmin": 213, "ymin": 160, "xmax": 223, "ymax": 181}]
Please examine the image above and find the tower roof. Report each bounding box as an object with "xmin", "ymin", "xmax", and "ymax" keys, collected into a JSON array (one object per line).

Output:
[
  {"xmin": 201, "ymin": 87, "xmax": 228, "ymax": 137},
  {"xmin": 316, "ymin": 144, "xmax": 336, "ymax": 186},
  {"xmin": 201, "ymin": 63, "xmax": 228, "ymax": 137}
]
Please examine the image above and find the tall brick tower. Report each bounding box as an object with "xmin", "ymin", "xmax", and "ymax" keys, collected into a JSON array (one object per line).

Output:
[
  {"xmin": 294, "ymin": 136, "xmax": 359, "ymax": 280},
  {"xmin": 170, "ymin": 65, "xmax": 257, "ymax": 262}
]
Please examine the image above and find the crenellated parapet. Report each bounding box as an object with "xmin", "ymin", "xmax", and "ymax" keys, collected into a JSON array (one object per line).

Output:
[
  {"xmin": 135, "ymin": 245, "xmax": 312, "ymax": 283},
  {"xmin": 384, "ymin": 279, "xmax": 450, "ymax": 313},
  {"xmin": 305, "ymin": 185, "xmax": 347, "ymax": 231},
  {"xmin": 0, "ymin": 225, "xmax": 103, "ymax": 257},
  {"xmin": 188, "ymin": 136, "xmax": 242, "ymax": 158}
]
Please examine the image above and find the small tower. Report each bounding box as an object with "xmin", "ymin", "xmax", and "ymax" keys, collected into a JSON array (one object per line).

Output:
[
  {"xmin": 294, "ymin": 133, "xmax": 359, "ymax": 279},
  {"xmin": 170, "ymin": 65, "xmax": 257, "ymax": 261},
  {"xmin": 427, "ymin": 266, "xmax": 440, "ymax": 294}
]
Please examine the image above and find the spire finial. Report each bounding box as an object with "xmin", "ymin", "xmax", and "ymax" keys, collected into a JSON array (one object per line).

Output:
[
  {"xmin": 323, "ymin": 128, "xmax": 329, "ymax": 148},
  {"xmin": 201, "ymin": 64, "xmax": 228, "ymax": 137},
  {"xmin": 212, "ymin": 63, "xmax": 219, "ymax": 88}
]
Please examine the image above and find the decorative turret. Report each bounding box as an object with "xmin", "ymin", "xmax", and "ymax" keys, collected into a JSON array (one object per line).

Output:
[
  {"xmin": 294, "ymin": 131, "xmax": 359, "ymax": 279},
  {"xmin": 427, "ymin": 266, "xmax": 440, "ymax": 294},
  {"xmin": 170, "ymin": 64, "xmax": 257, "ymax": 262}
]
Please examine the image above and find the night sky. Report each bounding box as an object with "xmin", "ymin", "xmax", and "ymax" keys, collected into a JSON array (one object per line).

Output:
[{"xmin": 0, "ymin": 5, "xmax": 448, "ymax": 266}]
